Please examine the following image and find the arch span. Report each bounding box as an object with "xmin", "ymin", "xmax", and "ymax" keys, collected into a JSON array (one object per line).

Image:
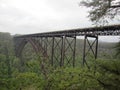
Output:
[{"xmin": 14, "ymin": 37, "xmax": 48, "ymax": 58}]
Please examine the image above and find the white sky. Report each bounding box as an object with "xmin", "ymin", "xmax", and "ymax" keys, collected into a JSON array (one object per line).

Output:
[{"xmin": 0, "ymin": 0, "xmax": 119, "ymax": 42}]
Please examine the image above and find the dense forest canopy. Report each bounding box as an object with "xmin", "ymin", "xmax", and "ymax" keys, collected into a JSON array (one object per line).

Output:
[{"xmin": 0, "ymin": 32, "xmax": 120, "ymax": 90}]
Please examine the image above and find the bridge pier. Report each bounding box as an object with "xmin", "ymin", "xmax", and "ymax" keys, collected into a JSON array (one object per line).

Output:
[
  {"xmin": 64, "ymin": 36, "xmax": 76, "ymax": 67},
  {"xmin": 83, "ymin": 34, "xmax": 98, "ymax": 68},
  {"xmin": 51, "ymin": 37, "xmax": 63, "ymax": 67},
  {"xmin": 49, "ymin": 36, "xmax": 76, "ymax": 67}
]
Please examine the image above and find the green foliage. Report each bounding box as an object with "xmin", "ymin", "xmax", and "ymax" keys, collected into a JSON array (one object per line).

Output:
[
  {"xmin": 80, "ymin": 0, "xmax": 120, "ymax": 25},
  {"xmin": 43, "ymin": 67, "xmax": 101, "ymax": 90},
  {"xmin": 94, "ymin": 59, "xmax": 120, "ymax": 90},
  {"xmin": 0, "ymin": 32, "xmax": 120, "ymax": 90},
  {"xmin": 0, "ymin": 72, "xmax": 40, "ymax": 90},
  {"xmin": 26, "ymin": 60, "xmax": 40, "ymax": 73},
  {"xmin": 15, "ymin": 72, "xmax": 39, "ymax": 89},
  {"xmin": 35, "ymin": 59, "xmax": 120, "ymax": 90}
]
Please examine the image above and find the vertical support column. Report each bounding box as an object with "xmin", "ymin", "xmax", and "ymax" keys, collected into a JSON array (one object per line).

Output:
[
  {"xmin": 44, "ymin": 37, "xmax": 48, "ymax": 56},
  {"xmin": 40, "ymin": 37, "xmax": 43, "ymax": 47},
  {"xmin": 51, "ymin": 37, "xmax": 54, "ymax": 66},
  {"xmin": 62, "ymin": 36, "xmax": 65, "ymax": 66},
  {"xmin": 60, "ymin": 36, "xmax": 64, "ymax": 67},
  {"xmin": 83, "ymin": 35, "xmax": 87, "ymax": 66},
  {"xmin": 83, "ymin": 34, "xmax": 98, "ymax": 68},
  {"xmin": 94, "ymin": 36, "xmax": 98, "ymax": 71},
  {"xmin": 53, "ymin": 37, "xmax": 64, "ymax": 67},
  {"xmin": 73, "ymin": 36, "xmax": 76, "ymax": 67},
  {"xmin": 63, "ymin": 36, "xmax": 76, "ymax": 67},
  {"xmin": 95, "ymin": 36, "xmax": 98, "ymax": 59}
]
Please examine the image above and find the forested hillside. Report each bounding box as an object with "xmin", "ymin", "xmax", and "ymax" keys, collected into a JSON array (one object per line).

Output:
[{"xmin": 0, "ymin": 32, "xmax": 120, "ymax": 90}]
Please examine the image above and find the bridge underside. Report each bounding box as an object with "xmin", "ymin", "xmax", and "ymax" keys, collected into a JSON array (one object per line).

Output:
[{"xmin": 14, "ymin": 24, "xmax": 120, "ymax": 67}]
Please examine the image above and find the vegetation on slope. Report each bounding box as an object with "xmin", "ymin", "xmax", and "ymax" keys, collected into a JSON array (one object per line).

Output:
[{"xmin": 0, "ymin": 32, "xmax": 120, "ymax": 90}]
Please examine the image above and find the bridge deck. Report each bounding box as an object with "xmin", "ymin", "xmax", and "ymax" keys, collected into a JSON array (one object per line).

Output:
[
  {"xmin": 15, "ymin": 24, "xmax": 120, "ymax": 38},
  {"xmin": 14, "ymin": 24, "xmax": 120, "ymax": 67}
]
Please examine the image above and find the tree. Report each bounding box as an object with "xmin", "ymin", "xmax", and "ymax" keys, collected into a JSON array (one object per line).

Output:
[
  {"xmin": 80, "ymin": 0, "xmax": 120, "ymax": 56},
  {"xmin": 80, "ymin": 0, "xmax": 120, "ymax": 25}
]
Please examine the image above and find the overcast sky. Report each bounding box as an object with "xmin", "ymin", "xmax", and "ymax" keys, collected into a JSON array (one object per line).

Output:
[{"xmin": 0, "ymin": 0, "xmax": 119, "ymax": 42}]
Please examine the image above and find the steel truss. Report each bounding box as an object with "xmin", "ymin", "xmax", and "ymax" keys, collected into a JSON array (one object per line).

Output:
[
  {"xmin": 49, "ymin": 36, "xmax": 76, "ymax": 67},
  {"xmin": 83, "ymin": 34, "xmax": 98, "ymax": 68},
  {"xmin": 14, "ymin": 24, "xmax": 120, "ymax": 68}
]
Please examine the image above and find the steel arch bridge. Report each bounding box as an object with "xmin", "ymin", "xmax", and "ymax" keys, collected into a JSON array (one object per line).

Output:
[{"xmin": 14, "ymin": 24, "xmax": 120, "ymax": 67}]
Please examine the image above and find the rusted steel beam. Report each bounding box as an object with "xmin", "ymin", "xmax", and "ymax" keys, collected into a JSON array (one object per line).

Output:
[
  {"xmin": 73, "ymin": 36, "xmax": 76, "ymax": 67},
  {"xmin": 14, "ymin": 24, "xmax": 120, "ymax": 68},
  {"xmin": 83, "ymin": 35, "xmax": 98, "ymax": 68},
  {"xmin": 14, "ymin": 24, "xmax": 120, "ymax": 38},
  {"xmin": 51, "ymin": 37, "xmax": 55, "ymax": 66}
]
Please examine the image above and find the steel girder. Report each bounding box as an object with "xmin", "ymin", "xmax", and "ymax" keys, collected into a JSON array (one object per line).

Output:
[
  {"xmin": 15, "ymin": 24, "xmax": 120, "ymax": 38},
  {"xmin": 83, "ymin": 34, "xmax": 98, "ymax": 68},
  {"xmin": 14, "ymin": 24, "xmax": 120, "ymax": 67}
]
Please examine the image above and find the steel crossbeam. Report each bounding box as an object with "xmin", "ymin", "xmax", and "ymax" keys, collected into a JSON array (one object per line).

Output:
[
  {"xmin": 14, "ymin": 24, "xmax": 120, "ymax": 68},
  {"xmin": 83, "ymin": 35, "xmax": 98, "ymax": 68},
  {"xmin": 15, "ymin": 24, "xmax": 120, "ymax": 38}
]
